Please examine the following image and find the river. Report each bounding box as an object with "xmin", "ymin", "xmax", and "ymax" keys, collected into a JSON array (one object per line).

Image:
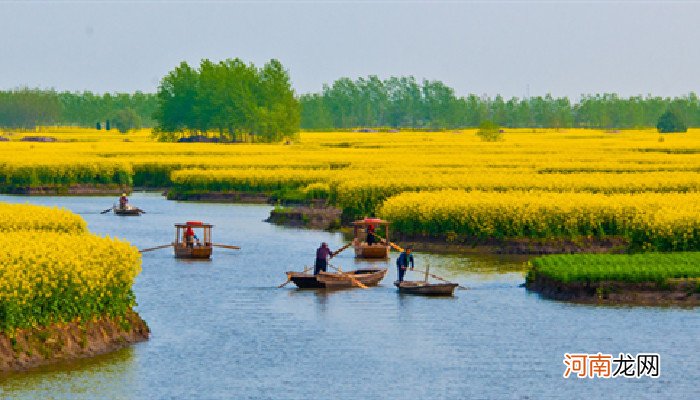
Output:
[{"xmin": 0, "ymin": 193, "xmax": 697, "ymax": 399}]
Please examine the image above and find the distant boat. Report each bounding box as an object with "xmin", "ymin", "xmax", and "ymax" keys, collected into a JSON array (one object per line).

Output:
[
  {"xmin": 113, "ymin": 205, "xmax": 143, "ymax": 216},
  {"xmin": 286, "ymin": 268, "xmax": 387, "ymax": 289},
  {"xmin": 173, "ymin": 222, "xmax": 213, "ymax": 259},
  {"xmin": 351, "ymin": 218, "xmax": 391, "ymax": 259},
  {"xmin": 138, "ymin": 222, "xmax": 239, "ymax": 258}
]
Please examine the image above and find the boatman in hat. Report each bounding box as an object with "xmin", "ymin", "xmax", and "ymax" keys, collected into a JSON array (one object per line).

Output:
[
  {"xmin": 396, "ymin": 246, "xmax": 414, "ymax": 282},
  {"xmin": 118, "ymin": 193, "xmax": 129, "ymax": 210},
  {"xmin": 314, "ymin": 242, "xmax": 335, "ymax": 275}
]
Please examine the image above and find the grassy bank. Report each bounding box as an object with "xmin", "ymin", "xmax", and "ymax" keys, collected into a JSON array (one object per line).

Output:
[
  {"xmin": 527, "ymin": 252, "xmax": 700, "ymax": 284},
  {"xmin": 525, "ymin": 253, "xmax": 700, "ymax": 305}
]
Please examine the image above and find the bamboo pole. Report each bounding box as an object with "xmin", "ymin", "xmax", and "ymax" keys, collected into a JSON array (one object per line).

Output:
[
  {"xmin": 331, "ymin": 242, "xmax": 353, "ymax": 257},
  {"xmin": 410, "ymin": 268, "xmax": 468, "ymax": 289},
  {"xmin": 278, "ymin": 266, "xmax": 311, "ymax": 288},
  {"xmin": 327, "ymin": 265, "xmax": 368, "ymax": 289},
  {"xmin": 139, "ymin": 244, "xmax": 173, "ymax": 253},
  {"xmin": 212, "ymin": 243, "xmax": 241, "ymax": 250},
  {"xmin": 374, "ymin": 233, "xmax": 404, "ymax": 252}
]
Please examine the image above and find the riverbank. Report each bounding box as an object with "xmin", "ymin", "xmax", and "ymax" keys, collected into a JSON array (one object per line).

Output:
[
  {"xmin": 525, "ymin": 252, "xmax": 700, "ymax": 306},
  {"xmin": 0, "ymin": 310, "xmax": 149, "ymax": 372},
  {"xmin": 525, "ymin": 274, "xmax": 700, "ymax": 305},
  {"xmin": 166, "ymin": 190, "xmax": 272, "ymax": 203},
  {"xmin": 260, "ymin": 203, "xmax": 633, "ymax": 254},
  {"xmin": 3, "ymin": 184, "xmax": 129, "ymax": 196},
  {"xmin": 266, "ymin": 205, "xmax": 342, "ymax": 230},
  {"xmin": 0, "ymin": 185, "xmax": 688, "ymax": 255},
  {"xmin": 390, "ymin": 233, "xmax": 629, "ymax": 255}
]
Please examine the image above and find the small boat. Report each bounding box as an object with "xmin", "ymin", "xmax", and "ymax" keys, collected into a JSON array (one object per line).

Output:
[
  {"xmin": 394, "ymin": 264, "xmax": 458, "ymax": 296},
  {"xmin": 394, "ymin": 281, "xmax": 458, "ymax": 296},
  {"xmin": 113, "ymin": 205, "xmax": 143, "ymax": 216},
  {"xmin": 173, "ymin": 221, "xmax": 213, "ymax": 259},
  {"xmin": 352, "ymin": 218, "xmax": 391, "ymax": 259},
  {"xmin": 286, "ymin": 268, "xmax": 388, "ymax": 289}
]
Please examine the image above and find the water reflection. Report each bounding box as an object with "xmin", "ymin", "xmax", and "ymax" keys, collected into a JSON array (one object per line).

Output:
[{"xmin": 0, "ymin": 347, "xmax": 138, "ymax": 398}]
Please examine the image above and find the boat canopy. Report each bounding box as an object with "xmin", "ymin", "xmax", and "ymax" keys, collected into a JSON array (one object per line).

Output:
[
  {"xmin": 175, "ymin": 222, "xmax": 213, "ymax": 228},
  {"xmin": 352, "ymin": 218, "xmax": 389, "ymax": 226}
]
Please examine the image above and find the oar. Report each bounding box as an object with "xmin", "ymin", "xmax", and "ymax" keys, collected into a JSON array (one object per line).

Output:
[
  {"xmin": 387, "ymin": 241, "xmax": 404, "ymax": 252},
  {"xmin": 327, "ymin": 265, "xmax": 368, "ymax": 289},
  {"xmin": 373, "ymin": 233, "xmax": 404, "ymax": 252},
  {"xmin": 278, "ymin": 266, "xmax": 311, "ymax": 288},
  {"xmin": 331, "ymin": 242, "xmax": 353, "ymax": 257},
  {"xmin": 411, "ymin": 268, "xmax": 468, "ymax": 290},
  {"xmin": 212, "ymin": 243, "xmax": 241, "ymax": 250},
  {"xmin": 139, "ymin": 244, "xmax": 173, "ymax": 253},
  {"xmin": 100, "ymin": 207, "xmax": 113, "ymax": 214}
]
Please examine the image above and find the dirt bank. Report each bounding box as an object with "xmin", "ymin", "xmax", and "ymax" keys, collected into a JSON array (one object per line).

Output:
[
  {"xmin": 390, "ymin": 233, "xmax": 630, "ymax": 255},
  {"xmin": 166, "ymin": 190, "xmax": 271, "ymax": 203},
  {"xmin": 5, "ymin": 184, "xmax": 130, "ymax": 196},
  {"xmin": 266, "ymin": 205, "xmax": 342, "ymax": 230},
  {"xmin": 267, "ymin": 216, "xmax": 631, "ymax": 255},
  {"xmin": 525, "ymin": 274, "xmax": 700, "ymax": 306},
  {"xmin": 0, "ymin": 310, "xmax": 149, "ymax": 372}
]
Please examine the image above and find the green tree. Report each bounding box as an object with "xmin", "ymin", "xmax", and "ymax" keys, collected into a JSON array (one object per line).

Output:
[
  {"xmin": 476, "ymin": 120, "xmax": 502, "ymax": 141},
  {"xmin": 113, "ymin": 108, "xmax": 142, "ymax": 133},
  {"xmin": 657, "ymin": 110, "xmax": 687, "ymax": 133},
  {"xmin": 256, "ymin": 59, "xmax": 300, "ymax": 142},
  {"xmin": 153, "ymin": 58, "xmax": 299, "ymax": 142},
  {"xmin": 153, "ymin": 61, "xmax": 199, "ymax": 139},
  {"xmin": 0, "ymin": 88, "xmax": 61, "ymax": 129}
]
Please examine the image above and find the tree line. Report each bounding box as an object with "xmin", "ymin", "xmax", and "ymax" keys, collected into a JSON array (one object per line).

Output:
[
  {"xmin": 153, "ymin": 58, "xmax": 299, "ymax": 142},
  {"xmin": 300, "ymin": 76, "xmax": 700, "ymax": 130},
  {"xmin": 0, "ymin": 89, "xmax": 157, "ymax": 130},
  {"xmin": 2, "ymin": 70, "xmax": 700, "ymax": 137}
]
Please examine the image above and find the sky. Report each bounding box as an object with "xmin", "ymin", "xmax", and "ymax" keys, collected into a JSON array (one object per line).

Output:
[{"xmin": 1, "ymin": 0, "xmax": 699, "ymax": 99}]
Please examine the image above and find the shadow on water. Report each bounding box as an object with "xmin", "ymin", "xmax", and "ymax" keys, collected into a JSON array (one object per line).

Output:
[{"xmin": 0, "ymin": 346, "xmax": 139, "ymax": 397}]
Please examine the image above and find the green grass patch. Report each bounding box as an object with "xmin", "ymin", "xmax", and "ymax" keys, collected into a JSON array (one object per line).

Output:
[{"xmin": 527, "ymin": 252, "xmax": 700, "ymax": 284}]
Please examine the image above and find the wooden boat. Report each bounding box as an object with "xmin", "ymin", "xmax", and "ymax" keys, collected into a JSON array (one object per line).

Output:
[
  {"xmin": 351, "ymin": 218, "xmax": 391, "ymax": 259},
  {"xmin": 286, "ymin": 268, "xmax": 388, "ymax": 289},
  {"xmin": 113, "ymin": 205, "xmax": 143, "ymax": 216},
  {"xmin": 394, "ymin": 281, "xmax": 458, "ymax": 296},
  {"xmin": 173, "ymin": 222, "xmax": 213, "ymax": 259},
  {"xmin": 394, "ymin": 264, "xmax": 458, "ymax": 296}
]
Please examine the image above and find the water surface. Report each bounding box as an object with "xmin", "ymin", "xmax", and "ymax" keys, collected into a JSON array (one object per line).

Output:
[{"xmin": 0, "ymin": 193, "xmax": 697, "ymax": 399}]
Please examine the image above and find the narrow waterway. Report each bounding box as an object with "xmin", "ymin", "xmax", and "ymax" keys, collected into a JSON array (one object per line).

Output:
[{"xmin": 0, "ymin": 193, "xmax": 697, "ymax": 399}]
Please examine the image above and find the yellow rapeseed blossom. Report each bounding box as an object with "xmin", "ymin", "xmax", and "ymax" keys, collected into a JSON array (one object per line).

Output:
[
  {"xmin": 0, "ymin": 127, "xmax": 698, "ymax": 249},
  {"xmin": 378, "ymin": 191, "xmax": 700, "ymax": 251},
  {"xmin": 0, "ymin": 202, "xmax": 140, "ymax": 331}
]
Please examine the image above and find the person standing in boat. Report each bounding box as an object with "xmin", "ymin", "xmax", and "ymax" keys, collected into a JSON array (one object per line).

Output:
[
  {"xmin": 118, "ymin": 193, "xmax": 129, "ymax": 210},
  {"xmin": 396, "ymin": 247, "xmax": 414, "ymax": 282},
  {"xmin": 314, "ymin": 242, "xmax": 334, "ymax": 275},
  {"xmin": 366, "ymin": 224, "xmax": 376, "ymax": 246}
]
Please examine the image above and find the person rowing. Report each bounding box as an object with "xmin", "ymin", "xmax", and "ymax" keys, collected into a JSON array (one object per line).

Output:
[
  {"xmin": 314, "ymin": 242, "xmax": 335, "ymax": 275},
  {"xmin": 396, "ymin": 246, "xmax": 414, "ymax": 282},
  {"xmin": 118, "ymin": 193, "xmax": 129, "ymax": 210}
]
